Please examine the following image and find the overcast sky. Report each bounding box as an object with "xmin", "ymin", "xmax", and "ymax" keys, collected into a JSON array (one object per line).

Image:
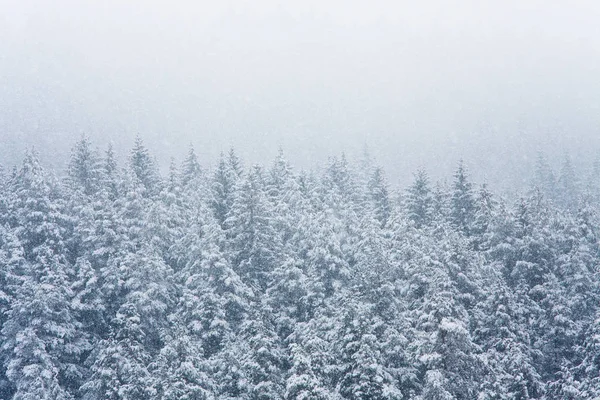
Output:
[{"xmin": 1, "ymin": 0, "xmax": 600, "ymax": 189}]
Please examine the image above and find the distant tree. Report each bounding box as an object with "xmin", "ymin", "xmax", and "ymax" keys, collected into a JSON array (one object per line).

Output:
[
  {"xmin": 266, "ymin": 148, "xmax": 293, "ymax": 201},
  {"xmin": 450, "ymin": 161, "xmax": 475, "ymax": 234},
  {"xmin": 534, "ymin": 152, "xmax": 557, "ymax": 202},
  {"xmin": 322, "ymin": 154, "xmax": 358, "ymax": 208},
  {"xmin": 166, "ymin": 158, "xmax": 178, "ymax": 192},
  {"xmin": 102, "ymin": 143, "xmax": 121, "ymax": 200},
  {"xmin": 228, "ymin": 147, "xmax": 244, "ymax": 179},
  {"xmin": 584, "ymin": 153, "xmax": 600, "ymax": 203},
  {"xmin": 67, "ymin": 135, "xmax": 103, "ymax": 196},
  {"xmin": 406, "ymin": 169, "xmax": 433, "ymax": 228},
  {"xmin": 431, "ymin": 181, "xmax": 450, "ymax": 223},
  {"xmin": 180, "ymin": 144, "xmax": 202, "ymax": 187},
  {"xmin": 557, "ymin": 153, "xmax": 579, "ymax": 210},
  {"xmin": 129, "ymin": 136, "xmax": 161, "ymax": 195},
  {"xmin": 211, "ymin": 152, "xmax": 240, "ymax": 228},
  {"xmin": 368, "ymin": 167, "xmax": 392, "ymax": 228},
  {"xmin": 470, "ymin": 183, "xmax": 497, "ymax": 251}
]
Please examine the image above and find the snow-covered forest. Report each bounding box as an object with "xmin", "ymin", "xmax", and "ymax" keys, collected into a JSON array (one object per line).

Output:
[{"xmin": 1, "ymin": 135, "xmax": 600, "ymax": 399}]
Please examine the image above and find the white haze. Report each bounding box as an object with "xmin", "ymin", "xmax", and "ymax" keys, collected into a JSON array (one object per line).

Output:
[{"xmin": 1, "ymin": 0, "xmax": 600, "ymax": 190}]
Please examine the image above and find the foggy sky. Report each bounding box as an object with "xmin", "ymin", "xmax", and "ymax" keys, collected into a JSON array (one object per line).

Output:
[{"xmin": 2, "ymin": 0, "xmax": 600, "ymax": 190}]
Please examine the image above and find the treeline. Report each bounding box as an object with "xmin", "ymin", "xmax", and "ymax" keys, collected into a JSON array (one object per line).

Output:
[
  {"xmin": 533, "ymin": 152, "xmax": 600, "ymax": 210},
  {"xmin": 0, "ymin": 136, "xmax": 599, "ymax": 399}
]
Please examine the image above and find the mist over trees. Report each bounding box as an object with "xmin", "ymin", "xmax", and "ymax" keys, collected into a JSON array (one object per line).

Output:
[{"xmin": 1, "ymin": 136, "xmax": 600, "ymax": 399}]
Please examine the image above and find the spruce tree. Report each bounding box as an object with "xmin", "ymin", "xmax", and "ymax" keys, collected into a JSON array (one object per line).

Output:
[
  {"xmin": 180, "ymin": 144, "xmax": 202, "ymax": 187},
  {"xmin": 226, "ymin": 165, "xmax": 281, "ymax": 292},
  {"xmin": 450, "ymin": 161, "xmax": 475, "ymax": 235},
  {"xmin": 368, "ymin": 167, "xmax": 392, "ymax": 228},
  {"xmin": 211, "ymin": 152, "xmax": 239, "ymax": 229},
  {"xmin": 67, "ymin": 135, "xmax": 103, "ymax": 196},
  {"xmin": 557, "ymin": 154, "xmax": 579, "ymax": 210},
  {"xmin": 129, "ymin": 136, "xmax": 161, "ymax": 196},
  {"xmin": 405, "ymin": 169, "xmax": 433, "ymax": 228}
]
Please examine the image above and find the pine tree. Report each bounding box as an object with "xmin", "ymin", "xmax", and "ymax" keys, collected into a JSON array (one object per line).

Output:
[
  {"xmin": 151, "ymin": 330, "xmax": 215, "ymax": 400},
  {"xmin": 177, "ymin": 218, "xmax": 251, "ymax": 356},
  {"xmin": 238, "ymin": 315, "xmax": 286, "ymax": 400},
  {"xmin": 129, "ymin": 136, "xmax": 161, "ymax": 196},
  {"xmin": 470, "ymin": 183, "xmax": 497, "ymax": 251},
  {"xmin": 226, "ymin": 165, "xmax": 282, "ymax": 292},
  {"xmin": 82, "ymin": 303, "xmax": 156, "ymax": 400},
  {"xmin": 423, "ymin": 317, "xmax": 484, "ymax": 399},
  {"xmin": 102, "ymin": 143, "xmax": 121, "ymax": 200},
  {"xmin": 534, "ymin": 152, "xmax": 557, "ymax": 202},
  {"xmin": 180, "ymin": 144, "xmax": 202, "ymax": 187},
  {"xmin": 352, "ymin": 215, "xmax": 391, "ymax": 298},
  {"xmin": 228, "ymin": 148, "xmax": 243, "ymax": 179},
  {"xmin": 266, "ymin": 149, "xmax": 305, "ymax": 247},
  {"xmin": 121, "ymin": 248, "xmax": 176, "ymax": 354},
  {"xmin": 334, "ymin": 307, "xmax": 403, "ymax": 400},
  {"xmin": 473, "ymin": 266, "xmax": 545, "ymax": 399},
  {"xmin": 71, "ymin": 258, "xmax": 107, "ymax": 340},
  {"xmin": 368, "ymin": 167, "xmax": 392, "ymax": 228},
  {"xmin": 419, "ymin": 370, "xmax": 454, "ymax": 400},
  {"xmin": 2, "ymin": 247, "xmax": 86, "ymax": 400},
  {"xmin": 211, "ymin": 152, "xmax": 239, "ymax": 228},
  {"xmin": 585, "ymin": 153, "xmax": 600, "ymax": 203},
  {"xmin": 450, "ymin": 161, "xmax": 475, "ymax": 235},
  {"xmin": 145, "ymin": 174, "xmax": 187, "ymax": 266},
  {"xmin": 266, "ymin": 257, "xmax": 323, "ymax": 339},
  {"xmin": 0, "ymin": 225, "xmax": 26, "ymax": 398},
  {"xmin": 557, "ymin": 154, "xmax": 579, "ymax": 210},
  {"xmin": 322, "ymin": 154, "xmax": 359, "ymax": 210},
  {"xmin": 578, "ymin": 310, "xmax": 600, "ymax": 399},
  {"xmin": 67, "ymin": 135, "xmax": 103, "ymax": 196},
  {"xmin": 305, "ymin": 210, "xmax": 350, "ymax": 298},
  {"xmin": 8, "ymin": 150, "xmax": 70, "ymax": 258},
  {"xmin": 405, "ymin": 169, "xmax": 433, "ymax": 228},
  {"xmin": 431, "ymin": 181, "xmax": 450, "ymax": 224},
  {"xmin": 284, "ymin": 343, "xmax": 333, "ymax": 400}
]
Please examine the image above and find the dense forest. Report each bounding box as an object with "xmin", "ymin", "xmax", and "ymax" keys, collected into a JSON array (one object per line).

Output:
[{"xmin": 1, "ymin": 136, "xmax": 600, "ymax": 399}]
